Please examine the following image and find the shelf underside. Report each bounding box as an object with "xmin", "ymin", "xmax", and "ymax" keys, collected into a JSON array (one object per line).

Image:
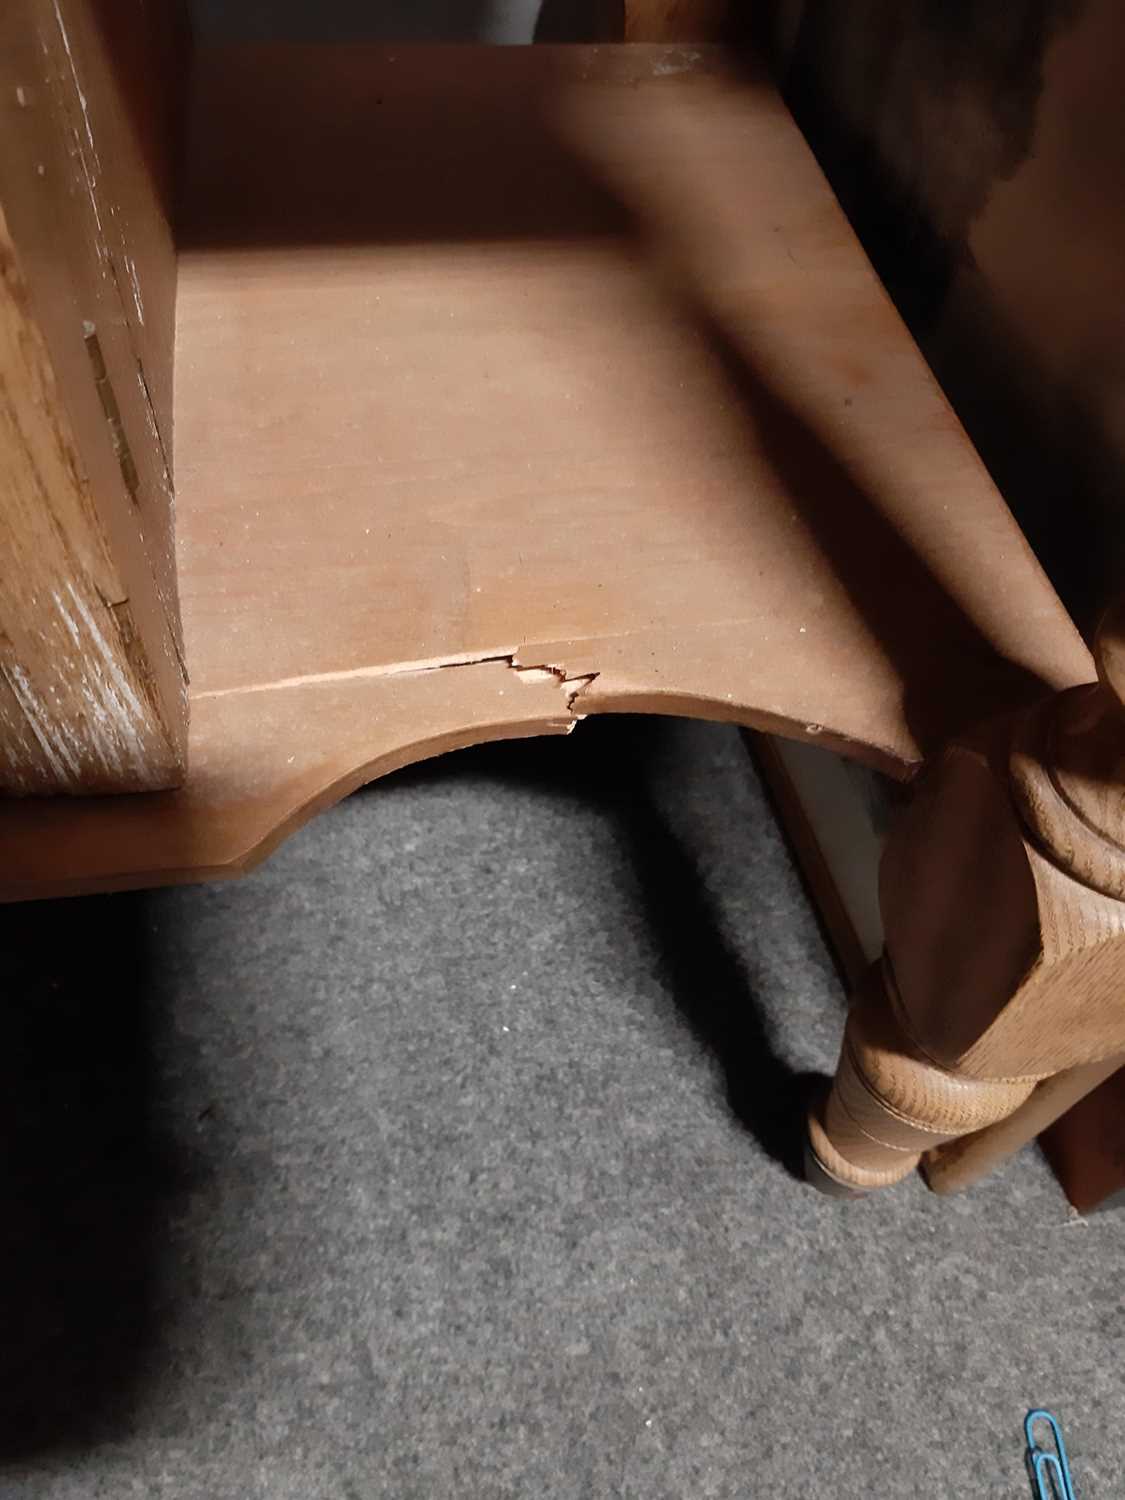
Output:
[{"xmin": 0, "ymin": 44, "xmax": 1091, "ymax": 900}]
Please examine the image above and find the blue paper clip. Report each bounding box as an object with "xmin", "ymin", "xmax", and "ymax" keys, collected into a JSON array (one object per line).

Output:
[{"xmin": 1025, "ymin": 1409, "xmax": 1077, "ymax": 1499}]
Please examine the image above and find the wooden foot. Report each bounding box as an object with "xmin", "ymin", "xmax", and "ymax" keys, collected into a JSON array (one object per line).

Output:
[{"xmin": 807, "ymin": 964, "xmax": 1035, "ymax": 1195}]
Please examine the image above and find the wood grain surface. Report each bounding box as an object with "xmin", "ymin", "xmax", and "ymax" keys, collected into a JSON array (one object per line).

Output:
[
  {"xmin": 0, "ymin": 44, "xmax": 1095, "ymax": 896},
  {"xmin": 0, "ymin": 661, "xmax": 577, "ymax": 901},
  {"xmin": 925, "ymin": 1054, "xmax": 1125, "ymax": 1196},
  {"xmin": 0, "ymin": 211, "xmax": 183, "ymax": 793},
  {"xmin": 812, "ymin": 610, "xmax": 1125, "ymax": 1194},
  {"xmin": 0, "ymin": 0, "xmax": 186, "ymax": 791}
]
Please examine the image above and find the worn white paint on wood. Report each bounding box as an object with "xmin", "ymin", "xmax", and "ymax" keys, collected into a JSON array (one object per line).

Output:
[{"xmin": 0, "ymin": 206, "xmax": 182, "ymax": 793}]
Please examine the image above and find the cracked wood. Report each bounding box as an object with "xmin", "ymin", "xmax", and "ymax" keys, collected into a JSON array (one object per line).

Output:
[{"xmin": 0, "ymin": 43, "xmax": 1094, "ymax": 894}]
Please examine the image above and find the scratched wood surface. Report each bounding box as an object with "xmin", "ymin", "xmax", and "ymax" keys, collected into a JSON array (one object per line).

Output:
[
  {"xmin": 0, "ymin": 208, "xmax": 183, "ymax": 793},
  {"xmin": 0, "ymin": 44, "xmax": 1094, "ymax": 897},
  {"xmin": 0, "ymin": 0, "xmax": 186, "ymax": 792}
]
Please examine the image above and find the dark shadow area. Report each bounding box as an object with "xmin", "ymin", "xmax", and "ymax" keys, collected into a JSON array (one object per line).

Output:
[
  {"xmin": 737, "ymin": 0, "xmax": 1119, "ymax": 633},
  {"xmin": 766, "ymin": 1, "xmax": 1081, "ymax": 330},
  {"xmin": 602, "ymin": 728, "xmax": 818, "ymax": 1178},
  {"xmin": 66, "ymin": 0, "xmax": 192, "ymax": 232},
  {"xmin": 693, "ymin": 312, "xmax": 1054, "ymax": 751},
  {"xmin": 535, "ymin": 0, "xmax": 623, "ymax": 42},
  {"xmin": 78, "ymin": 6, "xmax": 634, "ymax": 255},
  {"xmin": 190, "ymin": 0, "xmax": 496, "ymax": 43},
  {"xmin": 923, "ymin": 271, "xmax": 1125, "ymax": 640},
  {"xmin": 0, "ymin": 717, "xmax": 819, "ymax": 1466},
  {"xmin": 176, "ymin": 43, "xmax": 632, "ymax": 249},
  {"xmin": 378, "ymin": 716, "xmax": 823, "ymax": 1178},
  {"xmin": 0, "ymin": 893, "xmax": 192, "ymax": 1466}
]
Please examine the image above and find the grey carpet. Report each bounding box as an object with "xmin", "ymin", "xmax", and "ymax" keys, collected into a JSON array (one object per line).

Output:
[{"xmin": 0, "ymin": 718, "xmax": 1116, "ymax": 1499}]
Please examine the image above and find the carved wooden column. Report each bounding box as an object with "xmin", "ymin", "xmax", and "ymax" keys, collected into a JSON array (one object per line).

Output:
[{"xmin": 809, "ymin": 603, "xmax": 1125, "ymax": 1194}]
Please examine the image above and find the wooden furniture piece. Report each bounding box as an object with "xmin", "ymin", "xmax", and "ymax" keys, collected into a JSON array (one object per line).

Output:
[
  {"xmin": 754, "ymin": 734, "xmax": 1125, "ymax": 1198},
  {"xmin": 742, "ymin": 0, "xmax": 1125, "ymax": 1198},
  {"xmin": 2, "ymin": 12, "xmax": 1122, "ymax": 1196},
  {"xmin": 521, "ymin": 76, "xmax": 1125, "ymax": 1196},
  {"xmin": 808, "ymin": 605, "xmax": 1125, "ymax": 1193}
]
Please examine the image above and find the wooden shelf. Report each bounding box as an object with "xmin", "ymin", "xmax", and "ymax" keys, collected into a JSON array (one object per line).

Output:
[{"xmin": 0, "ymin": 45, "xmax": 1091, "ymax": 900}]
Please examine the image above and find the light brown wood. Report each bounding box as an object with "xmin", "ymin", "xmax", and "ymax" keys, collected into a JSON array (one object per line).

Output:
[
  {"xmin": 808, "ymin": 965, "xmax": 1036, "ymax": 1193},
  {"xmin": 0, "ymin": 45, "xmax": 1092, "ymax": 897},
  {"xmin": 757, "ymin": 721, "xmax": 1125, "ymax": 1193},
  {"xmin": 175, "ymin": 48, "xmax": 1087, "ymax": 756},
  {"xmin": 812, "ymin": 605, "xmax": 1125, "ymax": 1193},
  {"xmin": 881, "ymin": 711, "xmax": 1125, "ymax": 1083},
  {"xmin": 757, "ymin": 712, "xmax": 1125, "ymax": 1195},
  {"xmin": 924, "ymin": 1055, "xmax": 1125, "ymax": 1196},
  {"xmin": 560, "ymin": 70, "xmax": 1091, "ymax": 747},
  {"xmin": 0, "ymin": 209, "xmax": 183, "ymax": 792},
  {"xmin": 0, "ymin": 0, "xmax": 186, "ymax": 790}
]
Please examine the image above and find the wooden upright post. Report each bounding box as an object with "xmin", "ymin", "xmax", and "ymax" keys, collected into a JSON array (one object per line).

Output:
[{"xmin": 809, "ymin": 602, "xmax": 1125, "ymax": 1194}]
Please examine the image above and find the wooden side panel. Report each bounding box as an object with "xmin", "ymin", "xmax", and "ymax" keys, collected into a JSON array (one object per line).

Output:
[
  {"xmin": 0, "ymin": 209, "xmax": 182, "ymax": 791},
  {"xmin": 0, "ymin": 42, "xmax": 1100, "ymax": 895},
  {"xmin": 0, "ymin": 0, "xmax": 187, "ymax": 791}
]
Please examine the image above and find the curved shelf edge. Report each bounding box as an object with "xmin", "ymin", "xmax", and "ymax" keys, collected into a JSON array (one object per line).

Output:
[
  {"xmin": 0, "ymin": 659, "xmax": 920, "ymax": 903},
  {"xmin": 576, "ymin": 679, "xmax": 912, "ymax": 781}
]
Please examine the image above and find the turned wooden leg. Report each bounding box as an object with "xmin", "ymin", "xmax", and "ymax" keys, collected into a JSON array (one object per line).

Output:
[
  {"xmin": 809, "ymin": 602, "xmax": 1125, "ymax": 1196},
  {"xmin": 807, "ymin": 964, "xmax": 1036, "ymax": 1195}
]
